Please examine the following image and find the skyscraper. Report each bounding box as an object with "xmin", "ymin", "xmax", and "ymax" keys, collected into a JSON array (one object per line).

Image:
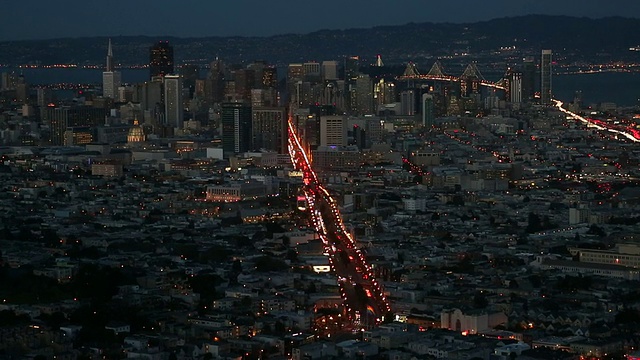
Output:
[
  {"xmin": 149, "ymin": 41, "xmax": 174, "ymax": 79},
  {"xmin": 251, "ymin": 107, "xmax": 286, "ymax": 153},
  {"xmin": 355, "ymin": 74, "xmax": 373, "ymax": 115},
  {"xmin": 541, "ymin": 49, "xmax": 553, "ymax": 105},
  {"xmin": 422, "ymin": 94, "xmax": 435, "ymax": 127},
  {"xmin": 207, "ymin": 58, "xmax": 226, "ymax": 104},
  {"xmin": 321, "ymin": 61, "xmax": 339, "ymax": 81},
  {"xmin": 320, "ymin": 115, "xmax": 346, "ymax": 147},
  {"xmin": 163, "ymin": 75, "xmax": 183, "ymax": 128},
  {"xmin": 102, "ymin": 39, "xmax": 121, "ymax": 99},
  {"xmin": 262, "ymin": 66, "xmax": 278, "ymax": 89},
  {"xmin": 287, "ymin": 63, "xmax": 304, "ymax": 107},
  {"xmin": 522, "ymin": 56, "xmax": 536, "ymax": 101},
  {"xmin": 401, "ymin": 90, "xmax": 416, "ymax": 116},
  {"xmin": 344, "ymin": 56, "xmax": 359, "ymax": 83},
  {"xmin": 221, "ymin": 102, "xmax": 252, "ymax": 153},
  {"xmin": 46, "ymin": 106, "xmax": 108, "ymax": 145},
  {"xmin": 510, "ymin": 71, "xmax": 523, "ymax": 104}
]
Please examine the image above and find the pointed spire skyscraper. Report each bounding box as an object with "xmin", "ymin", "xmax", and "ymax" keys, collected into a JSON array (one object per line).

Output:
[
  {"xmin": 103, "ymin": 39, "xmax": 121, "ymax": 100},
  {"xmin": 106, "ymin": 38, "xmax": 114, "ymax": 72}
]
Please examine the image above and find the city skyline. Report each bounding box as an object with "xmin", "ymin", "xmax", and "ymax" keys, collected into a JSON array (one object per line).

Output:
[{"xmin": 2, "ymin": 0, "xmax": 640, "ymax": 41}]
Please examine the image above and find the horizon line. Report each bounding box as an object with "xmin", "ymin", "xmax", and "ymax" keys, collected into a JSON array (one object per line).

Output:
[{"xmin": 0, "ymin": 14, "xmax": 638, "ymax": 42}]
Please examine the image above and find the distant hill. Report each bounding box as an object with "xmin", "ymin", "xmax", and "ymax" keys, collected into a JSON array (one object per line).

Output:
[{"xmin": 1, "ymin": 15, "xmax": 639, "ymax": 67}]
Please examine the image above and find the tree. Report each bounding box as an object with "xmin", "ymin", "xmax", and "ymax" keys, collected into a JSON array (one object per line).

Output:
[
  {"xmin": 240, "ymin": 296, "xmax": 252, "ymax": 308},
  {"xmin": 231, "ymin": 259, "xmax": 242, "ymax": 274},
  {"xmin": 615, "ymin": 308, "xmax": 640, "ymax": 325},
  {"xmin": 473, "ymin": 292, "xmax": 488, "ymax": 309},
  {"xmin": 255, "ymin": 256, "xmax": 288, "ymax": 272},
  {"xmin": 526, "ymin": 212, "xmax": 542, "ymax": 233},
  {"xmin": 587, "ymin": 224, "xmax": 606, "ymax": 238},
  {"xmin": 281, "ymin": 235, "xmax": 291, "ymax": 247},
  {"xmin": 274, "ymin": 320, "xmax": 285, "ymax": 333},
  {"xmin": 305, "ymin": 282, "xmax": 317, "ymax": 294},
  {"xmin": 397, "ymin": 252, "xmax": 405, "ymax": 264},
  {"xmin": 285, "ymin": 250, "xmax": 298, "ymax": 262}
]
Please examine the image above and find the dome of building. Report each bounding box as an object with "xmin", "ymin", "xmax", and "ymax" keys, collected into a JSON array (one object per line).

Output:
[{"xmin": 127, "ymin": 118, "xmax": 145, "ymax": 143}]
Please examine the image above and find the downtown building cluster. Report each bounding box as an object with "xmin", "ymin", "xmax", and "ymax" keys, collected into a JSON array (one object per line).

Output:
[{"xmin": 3, "ymin": 39, "xmax": 640, "ymax": 360}]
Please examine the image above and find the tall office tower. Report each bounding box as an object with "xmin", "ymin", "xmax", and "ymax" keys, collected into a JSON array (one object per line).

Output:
[
  {"xmin": 344, "ymin": 56, "xmax": 359, "ymax": 83},
  {"xmin": 163, "ymin": 75, "xmax": 184, "ymax": 128},
  {"xmin": 322, "ymin": 61, "xmax": 339, "ymax": 81},
  {"xmin": 149, "ymin": 41, "xmax": 174, "ymax": 79},
  {"xmin": 15, "ymin": 75, "xmax": 29, "ymax": 104},
  {"xmin": 138, "ymin": 79, "xmax": 163, "ymax": 112},
  {"xmin": 541, "ymin": 50, "xmax": 553, "ymax": 105},
  {"xmin": 344, "ymin": 56, "xmax": 360, "ymax": 114},
  {"xmin": 233, "ymin": 68, "xmax": 256, "ymax": 101},
  {"xmin": 295, "ymin": 81, "xmax": 313, "ymax": 108},
  {"xmin": 221, "ymin": 102, "xmax": 252, "ymax": 154},
  {"xmin": 303, "ymin": 62, "xmax": 321, "ymax": 79},
  {"xmin": 207, "ymin": 58, "xmax": 226, "ymax": 104},
  {"xmin": 422, "ymin": 94, "xmax": 435, "ymax": 127},
  {"xmin": 251, "ymin": 107, "xmax": 286, "ymax": 153},
  {"xmin": 509, "ymin": 71, "xmax": 523, "ymax": 103},
  {"xmin": 321, "ymin": 81, "xmax": 344, "ymax": 109},
  {"xmin": 355, "ymin": 74, "xmax": 373, "ymax": 115},
  {"xmin": 320, "ymin": 115, "xmax": 346, "ymax": 146},
  {"xmin": 180, "ymin": 64, "xmax": 199, "ymax": 97},
  {"xmin": 103, "ymin": 40, "xmax": 121, "ymax": 99},
  {"xmin": 287, "ymin": 63, "xmax": 304, "ymax": 107},
  {"xmin": 522, "ymin": 56, "xmax": 536, "ymax": 101},
  {"xmin": 46, "ymin": 106, "xmax": 109, "ymax": 145},
  {"xmin": 373, "ymin": 78, "xmax": 396, "ymax": 107},
  {"xmin": 574, "ymin": 90, "xmax": 583, "ymax": 108},
  {"xmin": 247, "ymin": 61, "xmax": 266, "ymax": 88},
  {"xmin": 36, "ymin": 88, "xmax": 53, "ymax": 107},
  {"xmin": 251, "ymin": 88, "xmax": 277, "ymax": 107},
  {"xmin": 401, "ymin": 90, "xmax": 416, "ymax": 116},
  {"xmin": 0, "ymin": 72, "xmax": 13, "ymax": 90},
  {"xmin": 352, "ymin": 124, "xmax": 366, "ymax": 149},
  {"xmin": 262, "ymin": 66, "xmax": 278, "ymax": 89}
]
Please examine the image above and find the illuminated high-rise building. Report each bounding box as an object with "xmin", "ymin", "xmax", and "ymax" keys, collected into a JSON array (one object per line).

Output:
[
  {"xmin": 320, "ymin": 115, "xmax": 346, "ymax": 146},
  {"xmin": 401, "ymin": 90, "xmax": 416, "ymax": 116},
  {"xmin": 221, "ymin": 102, "xmax": 252, "ymax": 153},
  {"xmin": 102, "ymin": 39, "xmax": 121, "ymax": 100},
  {"xmin": 355, "ymin": 74, "xmax": 373, "ymax": 115},
  {"xmin": 422, "ymin": 94, "xmax": 435, "ymax": 127},
  {"xmin": 510, "ymin": 71, "xmax": 523, "ymax": 103},
  {"xmin": 344, "ymin": 56, "xmax": 359, "ymax": 83},
  {"xmin": 287, "ymin": 63, "xmax": 304, "ymax": 107},
  {"xmin": 149, "ymin": 41, "xmax": 174, "ymax": 79},
  {"xmin": 163, "ymin": 75, "xmax": 183, "ymax": 128},
  {"xmin": 46, "ymin": 106, "xmax": 108, "ymax": 145},
  {"xmin": 251, "ymin": 107, "xmax": 286, "ymax": 153},
  {"xmin": 541, "ymin": 49, "xmax": 553, "ymax": 105},
  {"xmin": 262, "ymin": 66, "xmax": 278, "ymax": 89}
]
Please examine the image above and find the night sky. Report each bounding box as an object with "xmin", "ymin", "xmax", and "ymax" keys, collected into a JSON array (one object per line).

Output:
[{"xmin": 2, "ymin": 0, "xmax": 640, "ymax": 41}]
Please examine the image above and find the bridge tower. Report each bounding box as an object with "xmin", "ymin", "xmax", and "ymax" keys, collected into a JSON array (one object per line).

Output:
[
  {"xmin": 402, "ymin": 62, "xmax": 420, "ymax": 88},
  {"xmin": 459, "ymin": 62, "xmax": 485, "ymax": 97}
]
